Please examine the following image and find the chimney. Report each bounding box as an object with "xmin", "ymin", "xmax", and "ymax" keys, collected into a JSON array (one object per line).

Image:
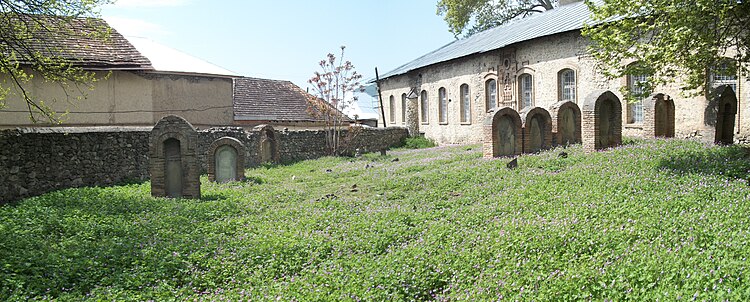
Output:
[{"xmin": 559, "ymin": 0, "xmax": 583, "ymax": 5}]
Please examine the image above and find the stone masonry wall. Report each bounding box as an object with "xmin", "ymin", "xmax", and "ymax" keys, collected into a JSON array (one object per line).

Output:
[{"xmin": 0, "ymin": 126, "xmax": 408, "ymax": 203}]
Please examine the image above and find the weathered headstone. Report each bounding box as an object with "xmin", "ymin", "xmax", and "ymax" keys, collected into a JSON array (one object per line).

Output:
[
  {"xmin": 520, "ymin": 106, "xmax": 553, "ymax": 153},
  {"xmin": 582, "ymin": 90, "xmax": 622, "ymax": 152},
  {"xmin": 713, "ymin": 85, "xmax": 737, "ymax": 144},
  {"xmin": 643, "ymin": 93, "xmax": 675, "ymax": 138},
  {"xmin": 253, "ymin": 124, "xmax": 280, "ymax": 164},
  {"xmin": 484, "ymin": 107, "xmax": 523, "ymax": 158},
  {"xmin": 150, "ymin": 115, "xmax": 200, "ymax": 199},
  {"xmin": 207, "ymin": 137, "xmax": 246, "ymax": 183},
  {"xmin": 549, "ymin": 100, "xmax": 582, "ymax": 146}
]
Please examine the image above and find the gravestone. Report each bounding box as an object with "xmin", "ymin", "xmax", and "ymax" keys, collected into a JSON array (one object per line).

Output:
[
  {"xmin": 483, "ymin": 107, "xmax": 523, "ymax": 158},
  {"xmin": 713, "ymin": 85, "xmax": 737, "ymax": 144},
  {"xmin": 643, "ymin": 93, "xmax": 675, "ymax": 138},
  {"xmin": 150, "ymin": 115, "xmax": 200, "ymax": 199},
  {"xmin": 549, "ymin": 100, "xmax": 582, "ymax": 146},
  {"xmin": 582, "ymin": 90, "xmax": 622, "ymax": 152},
  {"xmin": 207, "ymin": 137, "xmax": 246, "ymax": 183},
  {"xmin": 520, "ymin": 106, "xmax": 553, "ymax": 153},
  {"xmin": 253, "ymin": 124, "xmax": 280, "ymax": 164}
]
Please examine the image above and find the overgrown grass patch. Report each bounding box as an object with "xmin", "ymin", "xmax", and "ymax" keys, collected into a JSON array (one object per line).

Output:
[{"xmin": 1, "ymin": 139, "xmax": 749, "ymax": 300}]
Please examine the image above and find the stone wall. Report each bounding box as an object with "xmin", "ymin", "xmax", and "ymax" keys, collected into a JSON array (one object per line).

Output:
[{"xmin": 0, "ymin": 126, "xmax": 408, "ymax": 203}]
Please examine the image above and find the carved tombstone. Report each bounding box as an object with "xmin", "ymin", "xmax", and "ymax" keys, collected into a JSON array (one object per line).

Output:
[
  {"xmin": 582, "ymin": 90, "xmax": 623, "ymax": 152},
  {"xmin": 208, "ymin": 137, "xmax": 246, "ymax": 183},
  {"xmin": 520, "ymin": 106, "xmax": 553, "ymax": 153},
  {"xmin": 150, "ymin": 115, "xmax": 201, "ymax": 199},
  {"xmin": 713, "ymin": 85, "xmax": 737, "ymax": 144},
  {"xmin": 483, "ymin": 107, "xmax": 523, "ymax": 158},
  {"xmin": 643, "ymin": 93, "xmax": 675, "ymax": 138},
  {"xmin": 549, "ymin": 100, "xmax": 582, "ymax": 146},
  {"xmin": 254, "ymin": 124, "xmax": 280, "ymax": 164}
]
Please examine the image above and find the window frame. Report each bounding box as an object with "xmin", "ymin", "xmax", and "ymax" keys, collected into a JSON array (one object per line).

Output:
[
  {"xmin": 389, "ymin": 95, "xmax": 395, "ymax": 124},
  {"xmin": 485, "ymin": 78, "xmax": 497, "ymax": 111},
  {"xmin": 420, "ymin": 90, "xmax": 429, "ymax": 124},
  {"xmin": 460, "ymin": 84, "xmax": 471, "ymax": 124},
  {"xmin": 558, "ymin": 68, "xmax": 577, "ymax": 103},
  {"xmin": 518, "ymin": 73, "xmax": 534, "ymax": 110},
  {"xmin": 438, "ymin": 87, "xmax": 448, "ymax": 124},
  {"xmin": 627, "ymin": 73, "xmax": 648, "ymax": 124},
  {"xmin": 401, "ymin": 93, "xmax": 407, "ymax": 124}
]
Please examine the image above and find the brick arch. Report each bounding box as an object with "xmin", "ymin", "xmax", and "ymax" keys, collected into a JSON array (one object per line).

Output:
[
  {"xmin": 253, "ymin": 124, "xmax": 280, "ymax": 164},
  {"xmin": 549, "ymin": 100, "xmax": 582, "ymax": 146},
  {"xmin": 520, "ymin": 106, "xmax": 553, "ymax": 153},
  {"xmin": 582, "ymin": 90, "xmax": 622, "ymax": 152},
  {"xmin": 207, "ymin": 137, "xmax": 246, "ymax": 183},
  {"xmin": 149, "ymin": 115, "xmax": 200, "ymax": 199},
  {"xmin": 643, "ymin": 93, "xmax": 675, "ymax": 138},
  {"xmin": 714, "ymin": 85, "xmax": 737, "ymax": 144},
  {"xmin": 483, "ymin": 107, "xmax": 522, "ymax": 158}
]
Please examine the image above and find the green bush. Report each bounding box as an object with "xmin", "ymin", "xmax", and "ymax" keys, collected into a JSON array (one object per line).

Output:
[{"xmin": 401, "ymin": 136, "xmax": 437, "ymax": 149}]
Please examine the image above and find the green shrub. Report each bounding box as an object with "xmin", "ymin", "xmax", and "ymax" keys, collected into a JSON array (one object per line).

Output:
[{"xmin": 401, "ymin": 136, "xmax": 437, "ymax": 149}]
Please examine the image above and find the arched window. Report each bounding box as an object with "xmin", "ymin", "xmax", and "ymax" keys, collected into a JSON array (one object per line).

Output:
[
  {"xmin": 389, "ymin": 95, "xmax": 395, "ymax": 124},
  {"xmin": 485, "ymin": 79, "xmax": 497, "ymax": 111},
  {"xmin": 519, "ymin": 73, "xmax": 533, "ymax": 109},
  {"xmin": 420, "ymin": 90, "xmax": 429, "ymax": 124},
  {"xmin": 559, "ymin": 69, "xmax": 576, "ymax": 102},
  {"xmin": 460, "ymin": 84, "xmax": 471, "ymax": 123},
  {"xmin": 710, "ymin": 59, "xmax": 737, "ymax": 94},
  {"xmin": 627, "ymin": 70, "xmax": 648, "ymax": 124},
  {"xmin": 401, "ymin": 93, "xmax": 407, "ymax": 124},
  {"xmin": 439, "ymin": 87, "xmax": 448, "ymax": 124}
]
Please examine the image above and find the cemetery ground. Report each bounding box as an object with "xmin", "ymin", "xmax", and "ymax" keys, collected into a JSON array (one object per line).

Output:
[{"xmin": 1, "ymin": 138, "xmax": 750, "ymax": 301}]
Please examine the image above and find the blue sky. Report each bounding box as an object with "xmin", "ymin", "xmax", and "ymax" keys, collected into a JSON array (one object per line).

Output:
[{"xmin": 101, "ymin": 0, "xmax": 456, "ymax": 92}]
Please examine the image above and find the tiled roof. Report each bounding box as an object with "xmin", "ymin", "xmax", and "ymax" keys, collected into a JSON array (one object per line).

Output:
[
  {"xmin": 2, "ymin": 15, "xmax": 152, "ymax": 69},
  {"xmin": 377, "ymin": 1, "xmax": 596, "ymax": 80},
  {"xmin": 233, "ymin": 77, "xmax": 350, "ymax": 122}
]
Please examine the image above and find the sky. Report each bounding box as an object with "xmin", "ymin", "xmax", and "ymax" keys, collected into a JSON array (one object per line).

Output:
[{"xmin": 100, "ymin": 0, "xmax": 457, "ymax": 95}]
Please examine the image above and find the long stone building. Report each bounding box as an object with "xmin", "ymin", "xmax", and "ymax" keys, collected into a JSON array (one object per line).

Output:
[{"xmin": 375, "ymin": 0, "xmax": 747, "ymax": 145}]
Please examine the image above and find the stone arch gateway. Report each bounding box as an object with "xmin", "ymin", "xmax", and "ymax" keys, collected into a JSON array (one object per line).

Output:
[
  {"xmin": 644, "ymin": 93, "xmax": 675, "ymax": 138},
  {"xmin": 582, "ymin": 90, "xmax": 622, "ymax": 152},
  {"xmin": 549, "ymin": 100, "xmax": 582, "ymax": 146},
  {"xmin": 483, "ymin": 107, "xmax": 523, "ymax": 158},
  {"xmin": 520, "ymin": 106, "xmax": 553, "ymax": 153},
  {"xmin": 150, "ymin": 115, "xmax": 201, "ymax": 199},
  {"xmin": 713, "ymin": 85, "xmax": 737, "ymax": 144}
]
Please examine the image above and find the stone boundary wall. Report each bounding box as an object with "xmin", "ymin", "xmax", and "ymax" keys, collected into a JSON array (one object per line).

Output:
[{"xmin": 0, "ymin": 126, "xmax": 408, "ymax": 203}]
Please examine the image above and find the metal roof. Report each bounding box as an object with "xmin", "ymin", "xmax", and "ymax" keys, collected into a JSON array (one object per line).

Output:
[{"xmin": 377, "ymin": 1, "xmax": 595, "ymax": 80}]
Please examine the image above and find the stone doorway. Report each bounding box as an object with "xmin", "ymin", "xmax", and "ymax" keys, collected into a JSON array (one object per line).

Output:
[
  {"xmin": 149, "ymin": 115, "xmax": 201, "ymax": 199},
  {"xmin": 582, "ymin": 90, "xmax": 622, "ymax": 152},
  {"xmin": 520, "ymin": 107, "xmax": 553, "ymax": 153},
  {"xmin": 483, "ymin": 107, "xmax": 522, "ymax": 158},
  {"xmin": 713, "ymin": 85, "xmax": 737, "ymax": 144},
  {"xmin": 549, "ymin": 100, "xmax": 582, "ymax": 146}
]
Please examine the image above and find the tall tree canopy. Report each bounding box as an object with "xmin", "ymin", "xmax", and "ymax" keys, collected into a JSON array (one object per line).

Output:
[
  {"xmin": 583, "ymin": 0, "xmax": 750, "ymax": 98},
  {"xmin": 0, "ymin": 0, "xmax": 112, "ymax": 123},
  {"xmin": 437, "ymin": 0, "xmax": 557, "ymax": 37}
]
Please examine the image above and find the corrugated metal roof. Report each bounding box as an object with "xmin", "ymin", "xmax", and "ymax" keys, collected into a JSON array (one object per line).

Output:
[{"xmin": 377, "ymin": 1, "xmax": 595, "ymax": 80}]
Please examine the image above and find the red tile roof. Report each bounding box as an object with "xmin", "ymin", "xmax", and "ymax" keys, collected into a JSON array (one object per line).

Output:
[
  {"xmin": 1, "ymin": 15, "xmax": 152, "ymax": 69},
  {"xmin": 233, "ymin": 77, "xmax": 350, "ymax": 122}
]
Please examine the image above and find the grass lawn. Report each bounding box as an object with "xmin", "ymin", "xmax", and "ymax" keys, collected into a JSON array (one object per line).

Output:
[{"xmin": 1, "ymin": 138, "xmax": 749, "ymax": 301}]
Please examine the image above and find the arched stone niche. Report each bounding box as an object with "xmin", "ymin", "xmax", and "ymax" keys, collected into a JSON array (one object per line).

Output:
[
  {"xmin": 207, "ymin": 137, "xmax": 246, "ymax": 183},
  {"xmin": 253, "ymin": 124, "xmax": 280, "ymax": 164},
  {"xmin": 483, "ymin": 107, "xmax": 523, "ymax": 158},
  {"xmin": 520, "ymin": 106, "xmax": 553, "ymax": 153},
  {"xmin": 643, "ymin": 93, "xmax": 675, "ymax": 138},
  {"xmin": 549, "ymin": 100, "xmax": 582, "ymax": 146},
  {"xmin": 150, "ymin": 115, "xmax": 201, "ymax": 199},
  {"xmin": 582, "ymin": 90, "xmax": 622, "ymax": 152},
  {"xmin": 713, "ymin": 85, "xmax": 737, "ymax": 144}
]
